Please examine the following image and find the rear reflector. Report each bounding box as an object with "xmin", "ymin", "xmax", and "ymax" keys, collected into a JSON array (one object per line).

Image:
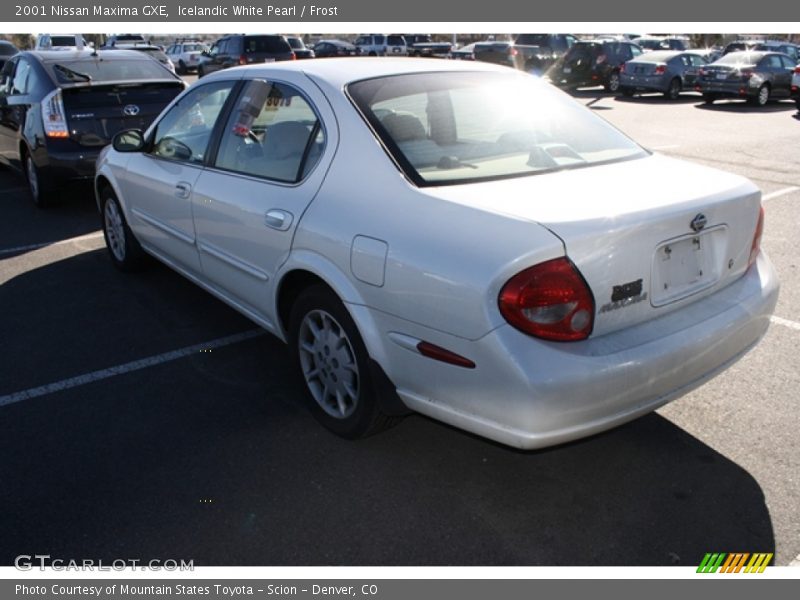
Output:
[{"xmin": 416, "ymin": 341, "xmax": 475, "ymax": 369}]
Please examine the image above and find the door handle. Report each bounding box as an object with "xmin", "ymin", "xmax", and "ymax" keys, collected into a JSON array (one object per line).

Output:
[
  {"xmin": 264, "ymin": 209, "xmax": 293, "ymax": 231},
  {"xmin": 175, "ymin": 182, "xmax": 191, "ymax": 199}
]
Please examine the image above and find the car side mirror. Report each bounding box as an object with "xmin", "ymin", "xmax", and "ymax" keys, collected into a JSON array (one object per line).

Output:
[{"xmin": 112, "ymin": 129, "xmax": 145, "ymax": 152}]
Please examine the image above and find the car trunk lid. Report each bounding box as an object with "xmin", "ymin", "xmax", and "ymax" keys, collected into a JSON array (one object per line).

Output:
[{"xmin": 423, "ymin": 154, "xmax": 761, "ymax": 338}]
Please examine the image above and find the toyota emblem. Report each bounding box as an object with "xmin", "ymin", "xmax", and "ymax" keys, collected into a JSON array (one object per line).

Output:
[
  {"xmin": 123, "ymin": 104, "xmax": 140, "ymax": 116},
  {"xmin": 690, "ymin": 213, "xmax": 707, "ymax": 232}
]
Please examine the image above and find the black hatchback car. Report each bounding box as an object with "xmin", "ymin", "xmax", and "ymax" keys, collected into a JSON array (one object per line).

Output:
[
  {"xmin": 0, "ymin": 49, "xmax": 185, "ymax": 207},
  {"xmin": 697, "ymin": 51, "xmax": 797, "ymax": 106},
  {"xmin": 198, "ymin": 34, "xmax": 295, "ymax": 78},
  {"xmin": 546, "ymin": 39, "xmax": 644, "ymax": 92}
]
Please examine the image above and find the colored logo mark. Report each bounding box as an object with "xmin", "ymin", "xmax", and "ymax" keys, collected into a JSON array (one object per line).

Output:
[{"xmin": 697, "ymin": 552, "xmax": 773, "ymax": 573}]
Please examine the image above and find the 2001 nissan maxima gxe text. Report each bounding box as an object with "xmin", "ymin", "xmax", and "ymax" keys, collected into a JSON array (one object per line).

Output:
[{"xmin": 95, "ymin": 59, "xmax": 779, "ymax": 449}]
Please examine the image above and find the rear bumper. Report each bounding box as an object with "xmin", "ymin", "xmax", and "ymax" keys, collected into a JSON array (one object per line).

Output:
[
  {"xmin": 620, "ymin": 74, "xmax": 670, "ymax": 93},
  {"xmin": 370, "ymin": 252, "xmax": 779, "ymax": 449},
  {"xmin": 698, "ymin": 80, "xmax": 758, "ymax": 98},
  {"xmin": 36, "ymin": 148, "xmax": 101, "ymax": 184}
]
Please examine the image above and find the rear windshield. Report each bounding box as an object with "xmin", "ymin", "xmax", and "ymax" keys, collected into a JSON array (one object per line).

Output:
[
  {"xmin": 287, "ymin": 38, "xmax": 304, "ymax": 49},
  {"xmin": 244, "ymin": 36, "xmax": 292, "ymax": 54},
  {"xmin": 50, "ymin": 36, "xmax": 79, "ymax": 47},
  {"xmin": 49, "ymin": 58, "xmax": 173, "ymax": 83},
  {"xmin": 348, "ymin": 71, "xmax": 646, "ymax": 187},
  {"xmin": 182, "ymin": 43, "xmax": 205, "ymax": 52},
  {"xmin": 565, "ymin": 43, "xmax": 601, "ymax": 60},
  {"xmin": 136, "ymin": 48, "xmax": 169, "ymax": 62},
  {"xmin": 716, "ymin": 52, "xmax": 763, "ymax": 65},
  {"xmin": 515, "ymin": 34, "xmax": 550, "ymax": 46},
  {"xmin": 634, "ymin": 50, "xmax": 677, "ymax": 62},
  {"xmin": 637, "ymin": 38, "xmax": 665, "ymax": 50}
]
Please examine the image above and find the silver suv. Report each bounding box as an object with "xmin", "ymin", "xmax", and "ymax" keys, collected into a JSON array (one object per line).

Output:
[{"xmin": 353, "ymin": 34, "xmax": 407, "ymax": 56}]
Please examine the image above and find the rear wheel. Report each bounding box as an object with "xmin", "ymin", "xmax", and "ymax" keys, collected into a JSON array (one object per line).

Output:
[
  {"xmin": 24, "ymin": 151, "xmax": 51, "ymax": 208},
  {"xmin": 750, "ymin": 84, "xmax": 770, "ymax": 106},
  {"xmin": 664, "ymin": 77, "xmax": 682, "ymax": 100},
  {"xmin": 288, "ymin": 285, "xmax": 397, "ymax": 439},
  {"xmin": 703, "ymin": 93, "xmax": 717, "ymax": 104},
  {"xmin": 177, "ymin": 60, "xmax": 187, "ymax": 75},
  {"xmin": 100, "ymin": 187, "xmax": 147, "ymax": 272},
  {"xmin": 604, "ymin": 71, "xmax": 621, "ymax": 93}
]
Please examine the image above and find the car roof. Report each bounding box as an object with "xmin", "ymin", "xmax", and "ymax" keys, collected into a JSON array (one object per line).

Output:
[{"xmin": 207, "ymin": 56, "xmax": 518, "ymax": 88}]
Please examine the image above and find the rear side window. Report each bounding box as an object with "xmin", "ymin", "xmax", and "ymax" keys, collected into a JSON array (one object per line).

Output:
[
  {"xmin": 214, "ymin": 80, "xmax": 325, "ymax": 183},
  {"xmin": 11, "ymin": 58, "xmax": 31, "ymax": 95}
]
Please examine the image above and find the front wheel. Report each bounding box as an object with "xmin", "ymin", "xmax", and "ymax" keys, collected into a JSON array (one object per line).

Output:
[
  {"xmin": 604, "ymin": 71, "xmax": 621, "ymax": 93},
  {"xmin": 100, "ymin": 187, "xmax": 147, "ymax": 271},
  {"xmin": 288, "ymin": 285, "xmax": 396, "ymax": 439}
]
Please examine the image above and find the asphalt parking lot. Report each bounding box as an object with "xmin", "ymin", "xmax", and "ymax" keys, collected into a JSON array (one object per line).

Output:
[{"xmin": 0, "ymin": 80, "xmax": 798, "ymax": 567}]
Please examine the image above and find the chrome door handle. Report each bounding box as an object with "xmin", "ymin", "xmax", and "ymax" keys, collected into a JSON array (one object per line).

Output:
[
  {"xmin": 175, "ymin": 182, "xmax": 191, "ymax": 198},
  {"xmin": 264, "ymin": 209, "xmax": 293, "ymax": 231}
]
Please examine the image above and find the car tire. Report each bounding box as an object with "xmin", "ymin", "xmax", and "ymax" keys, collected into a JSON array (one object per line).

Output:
[
  {"xmin": 604, "ymin": 71, "xmax": 621, "ymax": 93},
  {"xmin": 100, "ymin": 187, "xmax": 148, "ymax": 272},
  {"xmin": 665, "ymin": 77, "xmax": 682, "ymax": 100},
  {"xmin": 197, "ymin": 65, "xmax": 205, "ymax": 78},
  {"xmin": 750, "ymin": 84, "xmax": 770, "ymax": 107},
  {"xmin": 24, "ymin": 150, "xmax": 51, "ymax": 209},
  {"xmin": 288, "ymin": 284, "xmax": 397, "ymax": 439},
  {"xmin": 177, "ymin": 60, "xmax": 187, "ymax": 75},
  {"xmin": 703, "ymin": 93, "xmax": 716, "ymax": 104}
]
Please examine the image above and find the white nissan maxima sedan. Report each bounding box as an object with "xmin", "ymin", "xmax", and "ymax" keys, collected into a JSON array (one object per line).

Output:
[{"xmin": 95, "ymin": 58, "xmax": 779, "ymax": 449}]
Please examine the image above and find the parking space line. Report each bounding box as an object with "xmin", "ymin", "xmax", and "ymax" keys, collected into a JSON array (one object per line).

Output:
[
  {"xmin": 762, "ymin": 186, "xmax": 799, "ymax": 202},
  {"xmin": 770, "ymin": 316, "xmax": 800, "ymax": 332},
  {"xmin": 0, "ymin": 231, "xmax": 104, "ymax": 256},
  {"xmin": 0, "ymin": 329, "xmax": 266, "ymax": 408}
]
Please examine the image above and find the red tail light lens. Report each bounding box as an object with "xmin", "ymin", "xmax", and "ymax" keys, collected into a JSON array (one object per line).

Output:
[
  {"xmin": 291, "ymin": 52, "xmax": 297, "ymax": 60},
  {"xmin": 238, "ymin": 54, "xmax": 247, "ymax": 65},
  {"xmin": 620, "ymin": 63, "xmax": 626, "ymax": 73},
  {"xmin": 795, "ymin": 66, "xmax": 800, "ymax": 75},
  {"xmin": 740, "ymin": 69, "xmax": 753, "ymax": 79},
  {"xmin": 499, "ymin": 257, "xmax": 595, "ymax": 342},
  {"xmin": 654, "ymin": 65, "xmax": 666, "ymax": 75},
  {"xmin": 508, "ymin": 47, "xmax": 519, "ymax": 57},
  {"xmin": 748, "ymin": 205, "xmax": 765, "ymax": 269}
]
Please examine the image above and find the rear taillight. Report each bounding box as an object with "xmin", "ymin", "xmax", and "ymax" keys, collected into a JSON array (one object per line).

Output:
[
  {"xmin": 291, "ymin": 52, "xmax": 297, "ymax": 60},
  {"xmin": 794, "ymin": 66, "xmax": 800, "ymax": 75},
  {"xmin": 508, "ymin": 47, "xmax": 519, "ymax": 57},
  {"xmin": 748, "ymin": 205, "xmax": 765, "ymax": 269},
  {"xmin": 654, "ymin": 64, "xmax": 666, "ymax": 75},
  {"xmin": 740, "ymin": 69, "xmax": 753, "ymax": 79},
  {"xmin": 499, "ymin": 257, "xmax": 595, "ymax": 342},
  {"xmin": 41, "ymin": 89, "xmax": 69, "ymax": 138},
  {"xmin": 238, "ymin": 54, "xmax": 247, "ymax": 65},
  {"xmin": 619, "ymin": 63, "xmax": 626, "ymax": 73}
]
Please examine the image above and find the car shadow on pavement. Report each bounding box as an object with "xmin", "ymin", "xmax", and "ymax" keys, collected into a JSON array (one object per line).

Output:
[
  {"xmin": 0, "ymin": 250, "xmax": 775, "ymax": 567},
  {"xmin": 694, "ymin": 100, "xmax": 798, "ymax": 113},
  {"xmin": 613, "ymin": 94, "xmax": 703, "ymax": 105},
  {"xmin": 0, "ymin": 171, "xmax": 100, "ymax": 259}
]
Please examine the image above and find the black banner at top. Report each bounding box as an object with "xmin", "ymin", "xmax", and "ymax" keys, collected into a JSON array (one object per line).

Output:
[{"xmin": 3, "ymin": 0, "xmax": 800, "ymax": 22}]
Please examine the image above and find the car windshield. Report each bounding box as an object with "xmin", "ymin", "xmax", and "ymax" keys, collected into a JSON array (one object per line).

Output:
[
  {"xmin": 244, "ymin": 36, "xmax": 291, "ymax": 53},
  {"xmin": 348, "ymin": 71, "xmax": 647, "ymax": 186},
  {"xmin": 49, "ymin": 58, "xmax": 173, "ymax": 83}
]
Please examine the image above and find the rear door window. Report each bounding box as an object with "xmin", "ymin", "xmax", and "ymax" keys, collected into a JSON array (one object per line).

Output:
[{"xmin": 214, "ymin": 80, "xmax": 325, "ymax": 183}]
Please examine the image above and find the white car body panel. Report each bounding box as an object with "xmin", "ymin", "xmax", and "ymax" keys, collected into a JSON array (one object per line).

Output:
[{"xmin": 95, "ymin": 58, "xmax": 779, "ymax": 449}]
